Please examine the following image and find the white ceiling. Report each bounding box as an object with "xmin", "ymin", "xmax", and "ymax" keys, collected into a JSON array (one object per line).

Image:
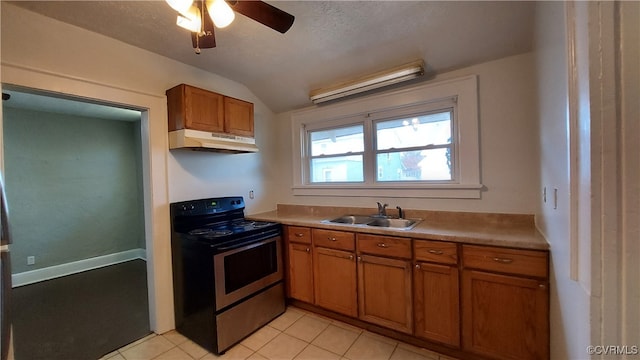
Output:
[{"xmin": 6, "ymin": 1, "xmax": 535, "ymax": 114}]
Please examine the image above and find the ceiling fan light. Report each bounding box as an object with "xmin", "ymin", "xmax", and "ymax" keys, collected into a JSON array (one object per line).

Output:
[
  {"xmin": 176, "ymin": 6, "xmax": 201, "ymax": 33},
  {"xmin": 207, "ymin": 0, "xmax": 235, "ymax": 28},
  {"xmin": 166, "ymin": 0, "xmax": 193, "ymax": 15}
]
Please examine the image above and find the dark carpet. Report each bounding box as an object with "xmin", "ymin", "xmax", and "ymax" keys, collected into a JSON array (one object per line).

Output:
[{"xmin": 11, "ymin": 259, "xmax": 151, "ymax": 360}]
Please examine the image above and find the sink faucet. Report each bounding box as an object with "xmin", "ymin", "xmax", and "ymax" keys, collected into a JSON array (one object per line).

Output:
[{"xmin": 376, "ymin": 202, "xmax": 388, "ymax": 217}]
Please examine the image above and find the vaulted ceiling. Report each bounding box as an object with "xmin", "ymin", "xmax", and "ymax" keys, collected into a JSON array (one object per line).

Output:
[{"xmin": 7, "ymin": 1, "xmax": 535, "ymax": 113}]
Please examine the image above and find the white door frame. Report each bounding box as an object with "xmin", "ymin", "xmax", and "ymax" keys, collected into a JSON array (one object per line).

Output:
[{"xmin": 0, "ymin": 63, "xmax": 174, "ymax": 334}]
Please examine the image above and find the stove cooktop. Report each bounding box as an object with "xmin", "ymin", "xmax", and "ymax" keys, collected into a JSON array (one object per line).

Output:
[{"xmin": 187, "ymin": 220, "xmax": 277, "ymax": 239}]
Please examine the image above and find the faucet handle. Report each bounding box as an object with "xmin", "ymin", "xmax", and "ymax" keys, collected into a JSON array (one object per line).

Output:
[{"xmin": 396, "ymin": 206, "xmax": 404, "ymax": 219}]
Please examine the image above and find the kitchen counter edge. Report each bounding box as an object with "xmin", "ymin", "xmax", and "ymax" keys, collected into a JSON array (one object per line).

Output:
[{"xmin": 249, "ymin": 210, "xmax": 549, "ymax": 251}]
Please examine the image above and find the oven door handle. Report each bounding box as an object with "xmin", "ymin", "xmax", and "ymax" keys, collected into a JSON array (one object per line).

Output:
[{"xmin": 216, "ymin": 237, "xmax": 275, "ymax": 252}]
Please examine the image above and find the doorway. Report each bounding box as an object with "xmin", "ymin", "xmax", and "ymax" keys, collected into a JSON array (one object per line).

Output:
[{"xmin": 2, "ymin": 87, "xmax": 151, "ymax": 358}]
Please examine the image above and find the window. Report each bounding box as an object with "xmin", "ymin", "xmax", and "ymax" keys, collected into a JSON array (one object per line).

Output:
[
  {"xmin": 292, "ymin": 75, "xmax": 481, "ymax": 198},
  {"xmin": 309, "ymin": 124, "xmax": 364, "ymax": 183},
  {"xmin": 375, "ymin": 110, "xmax": 453, "ymax": 182}
]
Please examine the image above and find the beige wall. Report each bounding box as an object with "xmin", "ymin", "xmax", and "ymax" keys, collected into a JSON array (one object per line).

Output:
[{"xmin": 274, "ymin": 52, "xmax": 539, "ymax": 215}]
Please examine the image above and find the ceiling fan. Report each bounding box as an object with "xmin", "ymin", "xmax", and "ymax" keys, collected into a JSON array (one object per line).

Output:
[{"xmin": 166, "ymin": 0, "xmax": 295, "ymax": 53}]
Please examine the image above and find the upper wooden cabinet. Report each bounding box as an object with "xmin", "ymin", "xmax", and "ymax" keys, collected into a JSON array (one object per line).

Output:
[
  {"xmin": 166, "ymin": 84, "xmax": 254, "ymax": 137},
  {"xmin": 224, "ymin": 96, "xmax": 254, "ymax": 137}
]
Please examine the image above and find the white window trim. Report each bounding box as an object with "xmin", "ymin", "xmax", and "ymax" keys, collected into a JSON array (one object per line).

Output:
[{"xmin": 291, "ymin": 75, "xmax": 481, "ymax": 199}]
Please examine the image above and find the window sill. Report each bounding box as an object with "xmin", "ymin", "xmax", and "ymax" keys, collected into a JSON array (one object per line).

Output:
[{"xmin": 292, "ymin": 183, "xmax": 483, "ymax": 199}]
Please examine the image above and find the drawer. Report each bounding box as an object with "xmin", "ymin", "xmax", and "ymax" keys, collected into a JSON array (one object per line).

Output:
[
  {"xmin": 414, "ymin": 240, "xmax": 458, "ymax": 265},
  {"xmin": 357, "ymin": 234, "xmax": 411, "ymax": 259},
  {"xmin": 462, "ymin": 245, "xmax": 548, "ymax": 278},
  {"xmin": 313, "ymin": 229, "xmax": 355, "ymax": 251},
  {"xmin": 286, "ymin": 226, "xmax": 312, "ymax": 244}
]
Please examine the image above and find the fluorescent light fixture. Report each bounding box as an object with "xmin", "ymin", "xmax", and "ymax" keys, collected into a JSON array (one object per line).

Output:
[
  {"xmin": 207, "ymin": 0, "xmax": 235, "ymax": 28},
  {"xmin": 176, "ymin": 5, "xmax": 201, "ymax": 32},
  {"xmin": 309, "ymin": 60, "xmax": 425, "ymax": 104}
]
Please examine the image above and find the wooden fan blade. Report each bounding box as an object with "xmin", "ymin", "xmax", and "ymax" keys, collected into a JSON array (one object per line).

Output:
[
  {"xmin": 191, "ymin": 0, "xmax": 216, "ymax": 49},
  {"xmin": 227, "ymin": 1, "xmax": 294, "ymax": 34}
]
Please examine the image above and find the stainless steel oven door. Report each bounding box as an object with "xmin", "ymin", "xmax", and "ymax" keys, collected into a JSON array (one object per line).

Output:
[{"xmin": 213, "ymin": 235, "xmax": 282, "ymax": 311}]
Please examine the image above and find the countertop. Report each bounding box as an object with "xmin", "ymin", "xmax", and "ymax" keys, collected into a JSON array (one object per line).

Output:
[{"xmin": 249, "ymin": 204, "xmax": 549, "ymax": 251}]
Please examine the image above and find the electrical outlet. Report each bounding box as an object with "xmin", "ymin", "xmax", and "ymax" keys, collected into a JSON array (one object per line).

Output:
[{"xmin": 27, "ymin": 256, "xmax": 35, "ymax": 265}]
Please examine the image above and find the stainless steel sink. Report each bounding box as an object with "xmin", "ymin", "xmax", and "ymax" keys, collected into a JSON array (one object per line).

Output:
[
  {"xmin": 326, "ymin": 215, "xmax": 421, "ymax": 230},
  {"xmin": 366, "ymin": 218, "xmax": 419, "ymax": 229},
  {"xmin": 327, "ymin": 215, "xmax": 373, "ymax": 224}
]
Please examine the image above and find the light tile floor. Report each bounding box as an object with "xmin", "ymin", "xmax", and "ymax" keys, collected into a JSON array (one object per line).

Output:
[{"xmin": 101, "ymin": 306, "xmax": 459, "ymax": 360}]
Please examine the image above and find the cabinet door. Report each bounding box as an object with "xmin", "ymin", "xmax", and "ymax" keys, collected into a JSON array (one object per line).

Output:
[
  {"xmin": 414, "ymin": 262, "xmax": 460, "ymax": 347},
  {"xmin": 313, "ymin": 247, "xmax": 357, "ymax": 317},
  {"xmin": 462, "ymin": 269, "xmax": 549, "ymax": 360},
  {"xmin": 358, "ymin": 255, "xmax": 412, "ymax": 334},
  {"xmin": 287, "ymin": 243, "xmax": 314, "ymax": 303},
  {"xmin": 224, "ymin": 97, "xmax": 254, "ymax": 137},
  {"xmin": 184, "ymin": 85, "xmax": 225, "ymax": 133}
]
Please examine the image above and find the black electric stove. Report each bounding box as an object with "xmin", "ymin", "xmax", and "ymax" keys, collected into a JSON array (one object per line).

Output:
[
  {"xmin": 170, "ymin": 196, "xmax": 284, "ymax": 355},
  {"xmin": 171, "ymin": 196, "xmax": 280, "ymax": 252}
]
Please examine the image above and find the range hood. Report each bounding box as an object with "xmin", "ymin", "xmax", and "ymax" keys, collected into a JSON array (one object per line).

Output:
[{"xmin": 169, "ymin": 129, "xmax": 259, "ymax": 153}]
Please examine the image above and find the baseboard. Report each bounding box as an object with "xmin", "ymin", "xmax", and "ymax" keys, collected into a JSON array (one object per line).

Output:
[{"xmin": 12, "ymin": 248, "xmax": 147, "ymax": 288}]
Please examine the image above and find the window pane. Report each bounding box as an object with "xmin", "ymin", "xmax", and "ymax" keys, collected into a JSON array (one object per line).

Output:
[
  {"xmin": 310, "ymin": 125, "xmax": 364, "ymax": 156},
  {"xmin": 311, "ymin": 155, "xmax": 363, "ymax": 183},
  {"xmin": 376, "ymin": 148, "xmax": 452, "ymax": 181},
  {"xmin": 376, "ymin": 112, "xmax": 451, "ymax": 151}
]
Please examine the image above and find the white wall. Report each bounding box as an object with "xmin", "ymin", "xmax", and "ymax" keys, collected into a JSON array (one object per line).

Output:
[
  {"xmin": 0, "ymin": 3, "xmax": 279, "ymax": 332},
  {"xmin": 274, "ymin": 52, "xmax": 539, "ymax": 215},
  {"xmin": 534, "ymin": 2, "xmax": 590, "ymax": 359}
]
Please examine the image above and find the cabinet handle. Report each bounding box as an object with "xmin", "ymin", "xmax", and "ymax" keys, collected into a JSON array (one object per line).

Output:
[
  {"xmin": 328, "ymin": 237, "xmax": 337, "ymax": 241},
  {"xmin": 539, "ymin": 284, "xmax": 546, "ymax": 289},
  {"xmin": 427, "ymin": 249, "xmax": 444, "ymax": 255},
  {"xmin": 357, "ymin": 256, "xmax": 362, "ymax": 262},
  {"xmin": 415, "ymin": 264, "xmax": 421, "ymax": 269},
  {"xmin": 294, "ymin": 233, "xmax": 304, "ymax": 238},
  {"xmin": 493, "ymin": 257, "xmax": 514, "ymax": 264},
  {"xmin": 377, "ymin": 243, "xmax": 388, "ymax": 248},
  {"xmin": 349, "ymin": 255, "xmax": 354, "ymax": 260},
  {"xmin": 305, "ymin": 247, "xmax": 310, "ymax": 253}
]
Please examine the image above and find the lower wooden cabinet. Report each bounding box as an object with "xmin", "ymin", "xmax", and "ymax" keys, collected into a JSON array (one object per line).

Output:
[
  {"xmin": 287, "ymin": 242, "xmax": 314, "ymax": 303},
  {"xmin": 313, "ymin": 246, "xmax": 358, "ymax": 317},
  {"xmin": 462, "ymin": 245, "xmax": 549, "ymax": 360},
  {"xmin": 357, "ymin": 254, "xmax": 413, "ymax": 334},
  {"xmin": 414, "ymin": 261, "xmax": 460, "ymax": 346},
  {"xmin": 282, "ymin": 225, "xmax": 550, "ymax": 360}
]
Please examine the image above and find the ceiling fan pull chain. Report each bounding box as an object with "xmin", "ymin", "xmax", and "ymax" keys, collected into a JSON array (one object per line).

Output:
[{"xmin": 194, "ymin": 0, "xmax": 204, "ymax": 54}]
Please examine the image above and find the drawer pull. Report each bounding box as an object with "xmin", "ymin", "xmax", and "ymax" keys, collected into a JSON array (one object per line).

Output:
[
  {"xmin": 415, "ymin": 264, "xmax": 421, "ymax": 269},
  {"xmin": 294, "ymin": 233, "xmax": 305, "ymax": 238},
  {"xmin": 349, "ymin": 255, "xmax": 354, "ymax": 260},
  {"xmin": 427, "ymin": 249, "xmax": 444, "ymax": 255},
  {"xmin": 377, "ymin": 243, "xmax": 388, "ymax": 248},
  {"xmin": 329, "ymin": 237, "xmax": 337, "ymax": 241},
  {"xmin": 305, "ymin": 247, "xmax": 310, "ymax": 253},
  {"xmin": 493, "ymin": 257, "xmax": 514, "ymax": 264}
]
